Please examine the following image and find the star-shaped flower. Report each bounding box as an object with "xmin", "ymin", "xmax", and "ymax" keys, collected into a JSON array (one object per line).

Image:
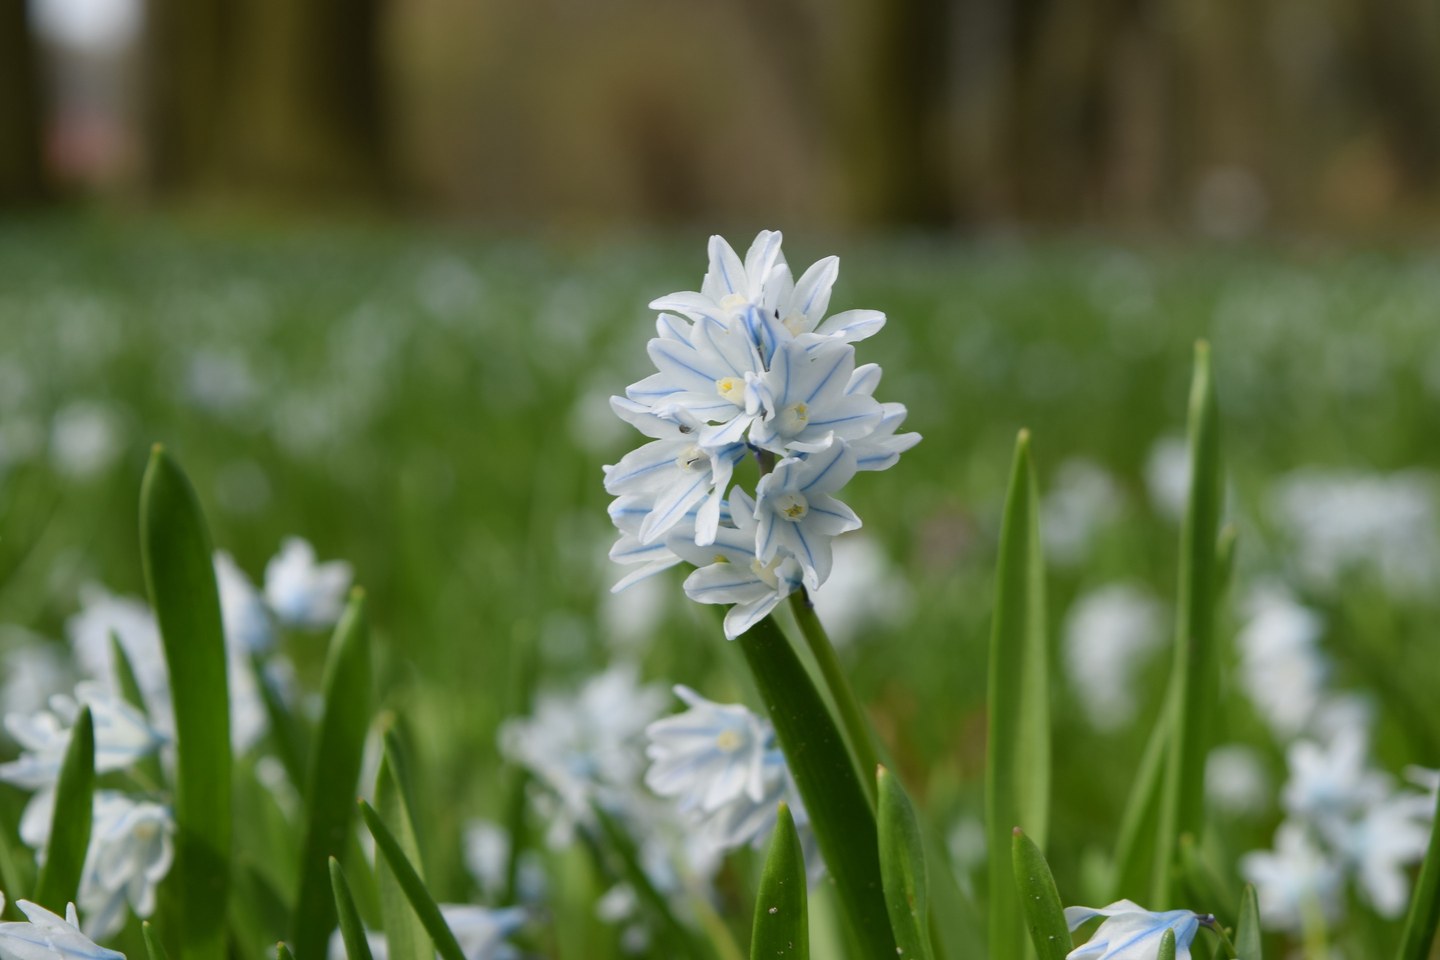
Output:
[{"xmin": 1064, "ymin": 900, "xmax": 1205, "ymax": 960}]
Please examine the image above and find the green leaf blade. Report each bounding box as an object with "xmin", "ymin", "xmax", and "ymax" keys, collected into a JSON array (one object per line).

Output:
[
  {"xmin": 1236, "ymin": 883, "xmax": 1262, "ymax": 960},
  {"xmin": 737, "ymin": 616, "xmax": 895, "ymax": 957},
  {"xmin": 291, "ymin": 590, "xmax": 373, "ymax": 960},
  {"xmin": 1397, "ymin": 778, "xmax": 1440, "ymax": 960},
  {"xmin": 331, "ymin": 858, "xmax": 376, "ymax": 960},
  {"xmin": 986, "ymin": 430, "xmax": 1051, "ymax": 959},
  {"xmin": 139, "ymin": 446, "xmax": 232, "ymax": 960},
  {"xmin": 359, "ymin": 799, "xmax": 467, "ymax": 960},
  {"xmin": 1153, "ymin": 344, "xmax": 1224, "ymax": 906},
  {"xmin": 33, "ymin": 706, "xmax": 95, "ymax": 912},
  {"xmin": 750, "ymin": 803, "xmax": 808, "ymax": 960},
  {"xmin": 877, "ymin": 766, "xmax": 932, "ymax": 960},
  {"xmin": 375, "ymin": 748, "xmax": 432, "ymax": 960},
  {"xmin": 1159, "ymin": 927, "xmax": 1177, "ymax": 960},
  {"xmin": 1011, "ymin": 828, "xmax": 1070, "ymax": 960}
]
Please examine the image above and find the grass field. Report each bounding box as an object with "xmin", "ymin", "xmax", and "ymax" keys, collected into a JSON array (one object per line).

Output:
[{"xmin": 0, "ymin": 217, "xmax": 1437, "ymax": 957}]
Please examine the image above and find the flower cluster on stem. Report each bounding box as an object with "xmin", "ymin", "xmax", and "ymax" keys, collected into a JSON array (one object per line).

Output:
[{"xmin": 604, "ymin": 231, "xmax": 919, "ymax": 639}]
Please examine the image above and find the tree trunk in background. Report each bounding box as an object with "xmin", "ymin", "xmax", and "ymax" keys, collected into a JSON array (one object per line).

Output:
[
  {"xmin": 145, "ymin": 0, "xmax": 388, "ymax": 204},
  {"xmin": 864, "ymin": 0, "xmax": 954, "ymax": 225},
  {"xmin": 0, "ymin": 0, "xmax": 47, "ymax": 207},
  {"xmin": 225, "ymin": 0, "xmax": 390, "ymax": 202},
  {"xmin": 1353, "ymin": 0, "xmax": 1440, "ymax": 196},
  {"xmin": 144, "ymin": 0, "xmax": 231, "ymax": 194}
]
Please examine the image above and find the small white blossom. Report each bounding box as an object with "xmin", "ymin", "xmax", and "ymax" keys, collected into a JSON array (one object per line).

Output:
[
  {"xmin": 264, "ymin": 537, "xmax": 352, "ymax": 630},
  {"xmin": 499, "ymin": 664, "xmax": 667, "ymax": 847},
  {"xmin": 1281, "ymin": 727, "xmax": 1390, "ymax": 826},
  {"xmin": 644, "ymin": 686, "xmax": 770, "ymax": 813},
  {"xmin": 215, "ymin": 551, "xmax": 275, "ymax": 654},
  {"xmin": 1235, "ymin": 585, "xmax": 1328, "ymax": 740},
  {"xmin": 677, "ymin": 490, "xmax": 805, "ymax": 640},
  {"xmin": 1064, "ymin": 900, "xmax": 1205, "ymax": 960},
  {"xmin": 748, "ymin": 337, "xmax": 881, "ymax": 456},
  {"xmin": 1062, "ymin": 583, "xmax": 1165, "ymax": 731},
  {"xmin": 0, "ymin": 894, "xmax": 124, "ymax": 960},
  {"xmin": 77, "ymin": 792, "xmax": 175, "ymax": 939},
  {"xmin": 754, "ymin": 441, "xmax": 862, "ymax": 591},
  {"xmin": 0, "ymin": 683, "xmax": 165, "ymax": 790},
  {"xmin": 1240, "ymin": 821, "xmax": 1345, "ymax": 933}
]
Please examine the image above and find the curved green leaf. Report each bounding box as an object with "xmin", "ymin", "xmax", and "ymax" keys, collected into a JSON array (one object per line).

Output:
[
  {"xmin": 986, "ymin": 430, "xmax": 1051, "ymax": 959},
  {"xmin": 1397, "ymin": 778, "xmax": 1440, "ymax": 960},
  {"xmin": 375, "ymin": 747, "xmax": 431, "ymax": 960},
  {"xmin": 142, "ymin": 921, "xmax": 171, "ymax": 960},
  {"xmin": 751, "ymin": 803, "xmax": 808, "ymax": 960},
  {"xmin": 359, "ymin": 799, "xmax": 467, "ymax": 960},
  {"xmin": 291, "ymin": 590, "xmax": 373, "ymax": 960},
  {"xmin": 1012, "ymin": 827, "xmax": 1069, "ymax": 960},
  {"xmin": 331, "ymin": 858, "xmax": 376, "ymax": 960},
  {"xmin": 1235, "ymin": 883, "xmax": 1262, "ymax": 960},
  {"xmin": 878, "ymin": 766, "xmax": 931, "ymax": 960},
  {"xmin": 1153, "ymin": 343, "xmax": 1223, "ymax": 906},
  {"xmin": 1159, "ymin": 927, "xmax": 1177, "ymax": 960},
  {"xmin": 737, "ymin": 615, "xmax": 895, "ymax": 957},
  {"xmin": 33, "ymin": 706, "xmax": 94, "ymax": 912},
  {"xmin": 276, "ymin": 942, "xmax": 296, "ymax": 960},
  {"xmin": 140, "ymin": 446, "xmax": 231, "ymax": 960}
]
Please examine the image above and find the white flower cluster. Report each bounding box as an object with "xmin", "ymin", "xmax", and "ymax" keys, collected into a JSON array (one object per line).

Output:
[
  {"xmin": 644, "ymin": 686, "xmax": 813, "ymax": 866},
  {"xmin": 1232, "ymin": 587, "xmax": 1435, "ymax": 930},
  {"xmin": 604, "ymin": 231, "xmax": 919, "ymax": 639},
  {"xmin": 0, "ymin": 683, "xmax": 172, "ymax": 941}
]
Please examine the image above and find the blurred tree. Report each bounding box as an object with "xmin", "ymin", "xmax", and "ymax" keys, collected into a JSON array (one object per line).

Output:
[
  {"xmin": 0, "ymin": 0, "xmax": 47, "ymax": 207},
  {"xmin": 145, "ymin": 0, "xmax": 390, "ymax": 203},
  {"xmin": 144, "ymin": 0, "xmax": 230, "ymax": 194}
]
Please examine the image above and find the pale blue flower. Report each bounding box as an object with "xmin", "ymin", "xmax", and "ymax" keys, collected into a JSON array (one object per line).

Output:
[
  {"xmin": 264, "ymin": 537, "xmax": 352, "ymax": 630},
  {"xmin": 0, "ymin": 894, "xmax": 124, "ymax": 960},
  {"xmin": 748, "ymin": 337, "xmax": 882, "ymax": 456},
  {"xmin": 675, "ymin": 490, "xmax": 804, "ymax": 640},
  {"xmin": 644, "ymin": 686, "xmax": 771, "ymax": 813},
  {"xmin": 754, "ymin": 441, "xmax": 862, "ymax": 591},
  {"xmin": 1064, "ymin": 900, "xmax": 1205, "ymax": 960},
  {"xmin": 77, "ymin": 792, "xmax": 174, "ymax": 939},
  {"xmin": 214, "ymin": 551, "xmax": 275, "ymax": 654},
  {"xmin": 0, "ymin": 683, "xmax": 166, "ymax": 790}
]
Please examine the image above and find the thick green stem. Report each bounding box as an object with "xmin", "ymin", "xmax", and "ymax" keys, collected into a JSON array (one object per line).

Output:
[{"xmin": 789, "ymin": 590, "xmax": 881, "ymax": 808}]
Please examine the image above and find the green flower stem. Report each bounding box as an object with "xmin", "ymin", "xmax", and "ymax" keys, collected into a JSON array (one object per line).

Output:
[
  {"xmin": 737, "ymin": 615, "xmax": 895, "ymax": 956},
  {"xmin": 1203, "ymin": 918, "xmax": 1240, "ymax": 959},
  {"xmin": 788, "ymin": 590, "xmax": 881, "ymax": 809}
]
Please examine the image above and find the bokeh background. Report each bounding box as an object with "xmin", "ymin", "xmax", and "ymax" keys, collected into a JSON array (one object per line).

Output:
[
  {"xmin": 3, "ymin": 1, "xmax": 1440, "ymax": 956},
  {"xmin": 7, "ymin": 0, "xmax": 1440, "ymax": 231}
]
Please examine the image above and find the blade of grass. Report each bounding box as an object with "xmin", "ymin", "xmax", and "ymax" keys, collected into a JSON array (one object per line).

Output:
[
  {"xmin": 276, "ymin": 943, "xmax": 296, "ymax": 960},
  {"xmin": 1152, "ymin": 344, "xmax": 1223, "ymax": 907},
  {"xmin": 290, "ymin": 589, "xmax": 373, "ymax": 960},
  {"xmin": 359, "ymin": 799, "xmax": 467, "ymax": 960},
  {"xmin": 140, "ymin": 446, "xmax": 231, "ymax": 960},
  {"xmin": 750, "ymin": 803, "xmax": 808, "ymax": 960},
  {"xmin": 375, "ymin": 748, "xmax": 432, "ymax": 960},
  {"xmin": 737, "ymin": 614, "xmax": 895, "ymax": 957},
  {"xmin": 877, "ymin": 766, "xmax": 932, "ymax": 960},
  {"xmin": 142, "ymin": 921, "xmax": 171, "ymax": 960},
  {"xmin": 1396, "ymin": 776, "xmax": 1440, "ymax": 960},
  {"xmin": 986, "ymin": 429, "xmax": 1051, "ymax": 960},
  {"xmin": 331, "ymin": 858, "xmax": 376, "ymax": 960},
  {"xmin": 1236, "ymin": 884, "xmax": 1262, "ymax": 960},
  {"xmin": 1159, "ymin": 927, "xmax": 1177, "ymax": 960},
  {"xmin": 1012, "ymin": 828, "xmax": 1070, "ymax": 960},
  {"xmin": 32, "ymin": 706, "xmax": 94, "ymax": 912}
]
